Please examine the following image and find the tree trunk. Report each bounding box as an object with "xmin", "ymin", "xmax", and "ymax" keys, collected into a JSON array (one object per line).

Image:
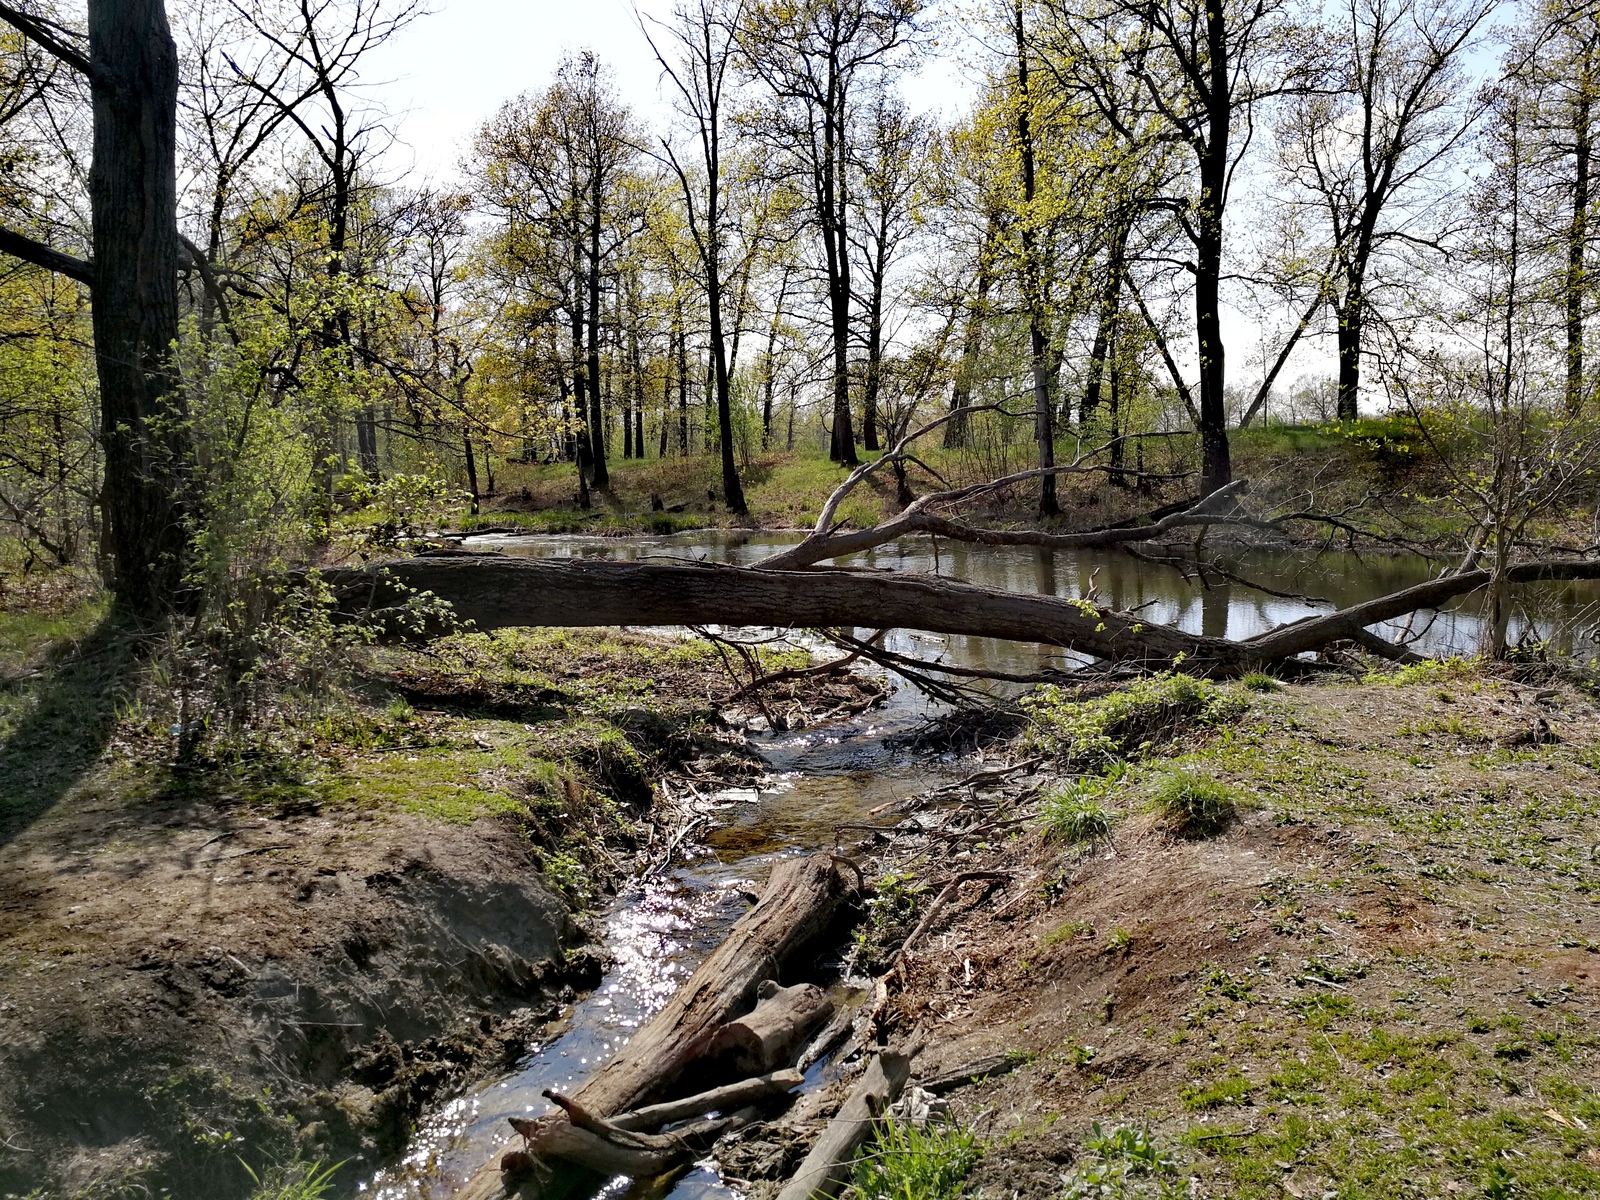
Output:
[
  {"xmin": 946, "ymin": 231, "xmax": 993, "ymax": 450},
  {"xmin": 1012, "ymin": 0, "xmax": 1057, "ymax": 517},
  {"xmin": 1568, "ymin": 55, "xmax": 1592, "ymax": 416},
  {"xmin": 1335, "ymin": 275, "xmax": 1363, "ymax": 422},
  {"xmin": 1195, "ymin": 5, "xmax": 1232, "ymax": 495},
  {"xmin": 1081, "ymin": 221, "xmax": 1129, "ymax": 427},
  {"xmin": 329, "ymin": 555, "xmax": 1600, "ymax": 674},
  {"xmin": 90, "ymin": 0, "xmax": 192, "ymax": 619}
]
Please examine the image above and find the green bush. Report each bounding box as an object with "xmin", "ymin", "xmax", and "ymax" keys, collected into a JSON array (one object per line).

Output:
[
  {"xmin": 1152, "ymin": 770, "xmax": 1237, "ymax": 838},
  {"xmin": 1024, "ymin": 673, "xmax": 1245, "ymax": 767}
]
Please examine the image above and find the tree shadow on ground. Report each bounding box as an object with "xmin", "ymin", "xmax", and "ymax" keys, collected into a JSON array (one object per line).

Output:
[{"xmin": 0, "ymin": 612, "xmax": 138, "ymax": 850}]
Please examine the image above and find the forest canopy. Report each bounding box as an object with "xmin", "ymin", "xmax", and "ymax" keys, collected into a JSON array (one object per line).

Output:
[{"xmin": 0, "ymin": 0, "xmax": 1591, "ymax": 639}]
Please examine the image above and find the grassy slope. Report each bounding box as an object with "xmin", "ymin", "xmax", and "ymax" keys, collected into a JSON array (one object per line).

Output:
[{"xmin": 877, "ymin": 663, "xmax": 1600, "ymax": 1199}]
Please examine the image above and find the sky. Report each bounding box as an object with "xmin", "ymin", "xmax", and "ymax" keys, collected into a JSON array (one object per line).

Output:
[{"xmin": 363, "ymin": 0, "xmax": 976, "ymax": 184}]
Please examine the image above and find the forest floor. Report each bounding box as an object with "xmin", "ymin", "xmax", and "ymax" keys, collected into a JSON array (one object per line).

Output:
[
  {"xmin": 0, "ymin": 592, "xmax": 878, "ymax": 1200},
  {"xmin": 725, "ymin": 661, "xmax": 1600, "ymax": 1200}
]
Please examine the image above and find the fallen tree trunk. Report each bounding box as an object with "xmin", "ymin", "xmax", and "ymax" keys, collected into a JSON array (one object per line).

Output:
[
  {"xmin": 327, "ymin": 555, "xmax": 1600, "ymax": 672},
  {"xmin": 455, "ymin": 854, "xmax": 857, "ymax": 1199},
  {"xmin": 774, "ymin": 1052, "xmax": 911, "ymax": 1200}
]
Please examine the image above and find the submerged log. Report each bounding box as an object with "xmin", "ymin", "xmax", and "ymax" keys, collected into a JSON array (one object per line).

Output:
[
  {"xmin": 456, "ymin": 854, "xmax": 858, "ymax": 1199},
  {"xmin": 774, "ymin": 1052, "xmax": 911, "ymax": 1200},
  {"xmin": 328, "ymin": 554, "xmax": 1600, "ymax": 672}
]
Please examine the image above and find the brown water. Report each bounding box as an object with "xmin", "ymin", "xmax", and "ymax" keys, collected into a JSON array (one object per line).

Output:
[{"xmin": 364, "ymin": 531, "xmax": 1600, "ymax": 1199}]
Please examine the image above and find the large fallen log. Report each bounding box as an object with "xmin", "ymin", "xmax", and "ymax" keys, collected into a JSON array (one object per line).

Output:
[
  {"xmin": 327, "ymin": 554, "xmax": 1600, "ymax": 671},
  {"xmin": 455, "ymin": 854, "xmax": 858, "ymax": 1199},
  {"xmin": 773, "ymin": 1052, "xmax": 911, "ymax": 1200}
]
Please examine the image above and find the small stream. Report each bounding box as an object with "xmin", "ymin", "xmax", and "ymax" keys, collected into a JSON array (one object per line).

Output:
[{"xmin": 363, "ymin": 532, "xmax": 1600, "ymax": 1199}]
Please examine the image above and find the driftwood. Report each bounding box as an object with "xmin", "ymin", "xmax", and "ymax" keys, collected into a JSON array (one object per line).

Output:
[
  {"xmin": 328, "ymin": 554, "xmax": 1600, "ymax": 672},
  {"xmin": 609, "ymin": 1069, "xmax": 803, "ymax": 1132},
  {"xmin": 918, "ymin": 1053, "xmax": 1026, "ymax": 1095},
  {"xmin": 456, "ymin": 854, "xmax": 857, "ymax": 1199},
  {"xmin": 774, "ymin": 1053, "xmax": 911, "ymax": 1200},
  {"xmin": 706, "ymin": 980, "xmax": 834, "ymax": 1076}
]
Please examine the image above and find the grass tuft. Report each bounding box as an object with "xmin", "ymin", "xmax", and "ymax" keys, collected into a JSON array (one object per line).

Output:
[
  {"xmin": 242, "ymin": 1158, "xmax": 341, "ymax": 1200},
  {"xmin": 847, "ymin": 1117, "xmax": 981, "ymax": 1200},
  {"xmin": 1239, "ymin": 671, "xmax": 1282, "ymax": 693},
  {"xmin": 1041, "ymin": 776, "xmax": 1117, "ymax": 848},
  {"xmin": 1152, "ymin": 769, "xmax": 1238, "ymax": 839}
]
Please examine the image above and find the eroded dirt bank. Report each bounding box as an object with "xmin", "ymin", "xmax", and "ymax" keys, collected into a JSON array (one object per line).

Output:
[{"xmin": 0, "ymin": 619, "xmax": 878, "ymax": 1200}]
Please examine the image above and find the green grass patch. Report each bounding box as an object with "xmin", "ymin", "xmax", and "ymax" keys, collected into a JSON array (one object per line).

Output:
[
  {"xmin": 1023, "ymin": 673, "xmax": 1247, "ymax": 767},
  {"xmin": 1151, "ymin": 769, "xmax": 1238, "ymax": 838},
  {"xmin": 846, "ymin": 1116, "xmax": 981, "ymax": 1200},
  {"xmin": 1040, "ymin": 773, "xmax": 1119, "ymax": 847}
]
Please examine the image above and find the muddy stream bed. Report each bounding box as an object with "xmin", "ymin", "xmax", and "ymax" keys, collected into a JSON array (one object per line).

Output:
[{"xmin": 363, "ymin": 532, "xmax": 1600, "ymax": 1199}]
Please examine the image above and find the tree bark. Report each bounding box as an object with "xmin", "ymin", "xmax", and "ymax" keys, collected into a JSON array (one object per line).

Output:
[
  {"xmin": 774, "ymin": 1053, "xmax": 910, "ymax": 1200},
  {"xmin": 89, "ymin": 0, "xmax": 192, "ymax": 619},
  {"xmin": 1012, "ymin": 0, "xmax": 1057, "ymax": 517}
]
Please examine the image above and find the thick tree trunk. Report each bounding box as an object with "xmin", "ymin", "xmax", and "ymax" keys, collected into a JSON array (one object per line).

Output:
[
  {"xmin": 1335, "ymin": 279, "xmax": 1363, "ymax": 422},
  {"xmin": 1012, "ymin": 0, "xmax": 1057, "ymax": 517},
  {"xmin": 329, "ymin": 555, "xmax": 1600, "ymax": 673},
  {"xmin": 946, "ymin": 231, "xmax": 993, "ymax": 451},
  {"xmin": 1569, "ymin": 65, "xmax": 1592, "ymax": 416},
  {"xmin": 1195, "ymin": 6, "xmax": 1232, "ymax": 496},
  {"xmin": 90, "ymin": 0, "xmax": 191, "ymax": 619}
]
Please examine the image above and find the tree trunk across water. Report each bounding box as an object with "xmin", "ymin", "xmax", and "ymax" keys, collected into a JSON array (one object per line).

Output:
[{"xmin": 327, "ymin": 554, "xmax": 1600, "ymax": 673}]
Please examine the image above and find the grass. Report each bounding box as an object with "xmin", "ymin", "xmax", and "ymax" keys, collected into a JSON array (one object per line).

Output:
[
  {"xmin": 1239, "ymin": 671, "xmax": 1281, "ymax": 693},
  {"xmin": 1040, "ymin": 776, "xmax": 1118, "ymax": 847},
  {"xmin": 846, "ymin": 1117, "xmax": 982, "ymax": 1200},
  {"xmin": 1150, "ymin": 769, "xmax": 1238, "ymax": 838},
  {"xmin": 1059, "ymin": 1123, "xmax": 1191, "ymax": 1199},
  {"xmin": 242, "ymin": 1158, "xmax": 341, "ymax": 1200}
]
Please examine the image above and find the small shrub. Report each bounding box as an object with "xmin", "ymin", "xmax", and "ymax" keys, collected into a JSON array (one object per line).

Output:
[
  {"xmin": 1239, "ymin": 671, "xmax": 1281, "ymax": 693},
  {"xmin": 847, "ymin": 1116, "xmax": 981, "ymax": 1200},
  {"xmin": 1024, "ymin": 673, "xmax": 1246, "ymax": 767},
  {"xmin": 1041, "ymin": 777, "xmax": 1117, "ymax": 847},
  {"xmin": 1152, "ymin": 770, "xmax": 1237, "ymax": 838}
]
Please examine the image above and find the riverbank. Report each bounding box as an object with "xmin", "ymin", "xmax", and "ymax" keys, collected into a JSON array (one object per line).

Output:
[
  {"xmin": 454, "ymin": 419, "xmax": 1593, "ymax": 552},
  {"xmin": 0, "ymin": 596, "xmax": 877, "ymax": 1200},
  {"xmin": 729, "ymin": 660, "xmax": 1600, "ymax": 1199}
]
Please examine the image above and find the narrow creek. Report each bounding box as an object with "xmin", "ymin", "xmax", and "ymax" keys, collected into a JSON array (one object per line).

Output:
[{"xmin": 364, "ymin": 532, "xmax": 1600, "ymax": 1199}]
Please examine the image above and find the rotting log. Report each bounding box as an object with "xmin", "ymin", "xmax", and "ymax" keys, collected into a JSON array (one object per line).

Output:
[
  {"xmin": 455, "ymin": 854, "xmax": 857, "ymax": 1200},
  {"xmin": 609, "ymin": 1069, "xmax": 803, "ymax": 1132},
  {"xmin": 706, "ymin": 980, "xmax": 833, "ymax": 1076},
  {"xmin": 326, "ymin": 554, "xmax": 1600, "ymax": 672},
  {"xmin": 773, "ymin": 1052, "xmax": 911, "ymax": 1200}
]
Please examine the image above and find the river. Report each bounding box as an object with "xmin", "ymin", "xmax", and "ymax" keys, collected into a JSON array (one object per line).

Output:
[{"xmin": 362, "ymin": 531, "xmax": 1600, "ymax": 1199}]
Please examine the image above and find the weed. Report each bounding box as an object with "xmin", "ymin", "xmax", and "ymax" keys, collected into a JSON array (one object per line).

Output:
[
  {"xmin": 1059, "ymin": 1123, "xmax": 1191, "ymax": 1199},
  {"xmin": 1180, "ymin": 1071, "xmax": 1254, "ymax": 1110},
  {"xmin": 846, "ymin": 1116, "xmax": 981, "ymax": 1200},
  {"xmin": 1240, "ymin": 671, "xmax": 1282, "ymax": 693},
  {"xmin": 1106, "ymin": 926, "xmax": 1133, "ymax": 955},
  {"xmin": 1151, "ymin": 770, "xmax": 1238, "ymax": 838},
  {"xmin": 242, "ymin": 1157, "xmax": 341, "ymax": 1200},
  {"xmin": 1365, "ymin": 655, "xmax": 1480, "ymax": 687}
]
